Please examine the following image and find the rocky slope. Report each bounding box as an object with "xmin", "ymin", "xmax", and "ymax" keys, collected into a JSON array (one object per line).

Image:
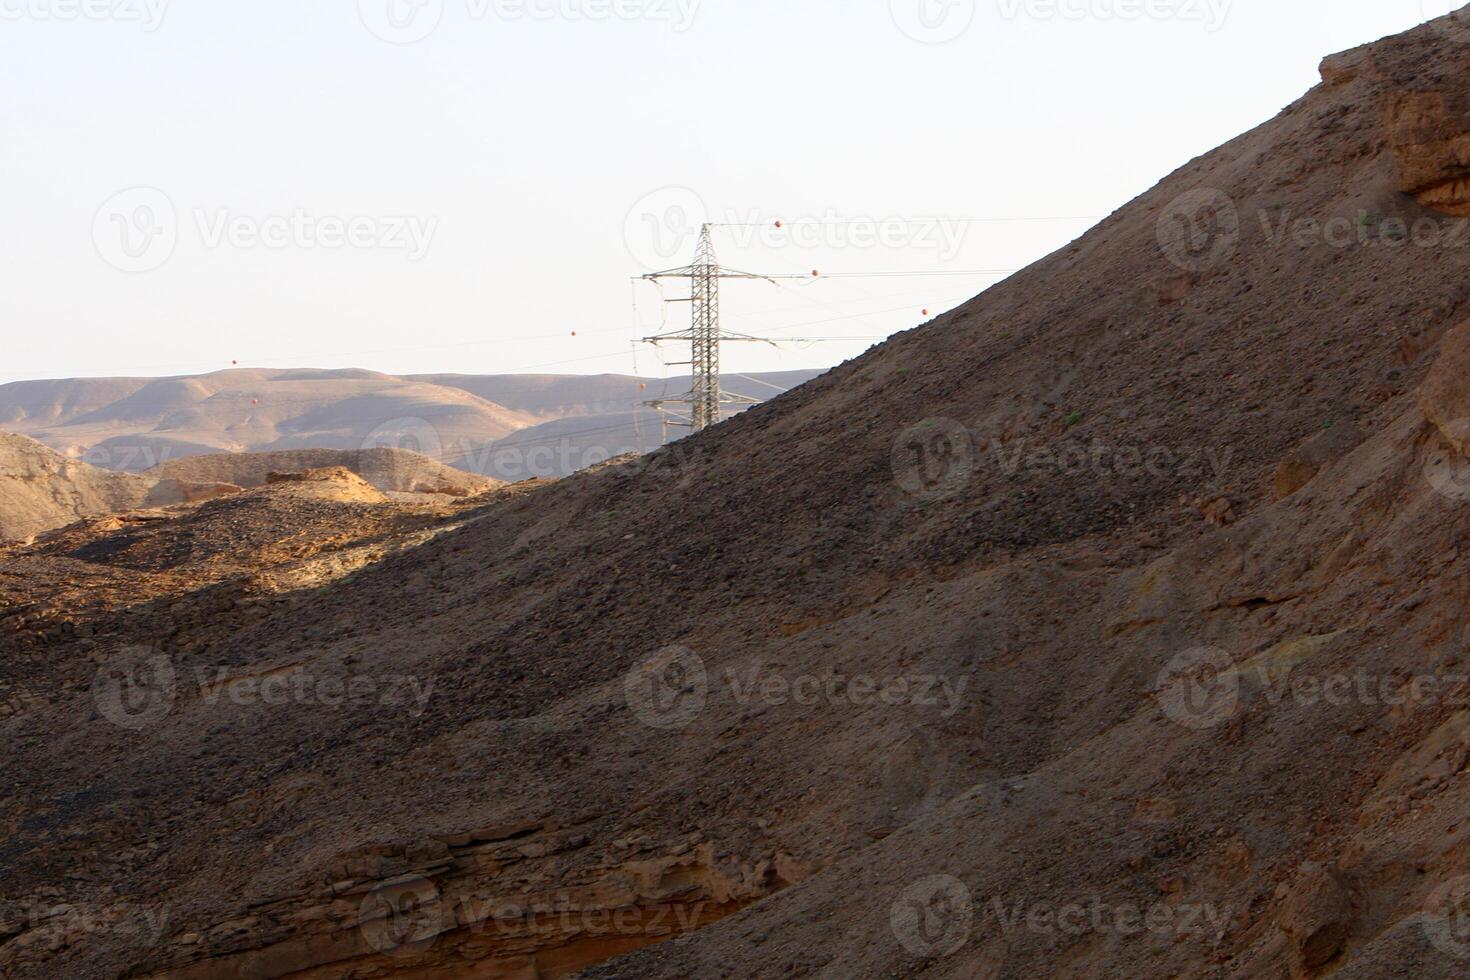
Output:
[
  {"xmin": 7, "ymin": 12, "xmax": 1470, "ymax": 980},
  {"xmin": 0, "ymin": 440, "xmax": 504, "ymax": 545},
  {"xmin": 0, "ymin": 433, "xmax": 152, "ymax": 542},
  {"xmin": 147, "ymin": 448, "xmax": 501, "ymax": 498}
]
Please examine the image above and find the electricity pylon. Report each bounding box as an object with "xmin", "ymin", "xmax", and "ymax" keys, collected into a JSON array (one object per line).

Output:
[{"xmin": 641, "ymin": 224, "xmax": 782, "ymax": 431}]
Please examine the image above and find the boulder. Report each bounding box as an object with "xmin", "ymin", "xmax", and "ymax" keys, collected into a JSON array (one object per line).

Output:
[{"xmin": 1278, "ymin": 863, "xmax": 1355, "ymax": 972}]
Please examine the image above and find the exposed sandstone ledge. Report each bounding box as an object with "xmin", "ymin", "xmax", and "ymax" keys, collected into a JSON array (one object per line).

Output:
[
  {"xmin": 1382, "ymin": 88, "xmax": 1470, "ymax": 213},
  {"xmin": 1418, "ymin": 174, "xmax": 1470, "ymax": 216},
  {"xmin": 138, "ymin": 828, "xmax": 808, "ymax": 979},
  {"xmin": 1318, "ymin": 48, "xmax": 1369, "ymax": 88}
]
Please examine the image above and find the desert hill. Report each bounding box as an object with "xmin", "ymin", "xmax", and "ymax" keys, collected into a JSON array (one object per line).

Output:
[
  {"xmin": 9, "ymin": 12, "xmax": 1470, "ymax": 980},
  {"xmin": 0, "ymin": 440, "xmax": 504, "ymax": 545},
  {"xmin": 0, "ymin": 469, "xmax": 520, "ymax": 657},
  {"xmin": 0, "ymin": 369, "xmax": 538, "ymax": 472},
  {"xmin": 0, "ymin": 368, "xmax": 820, "ymax": 479},
  {"xmin": 148, "ymin": 448, "xmax": 501, "ymax": 498},
  {"xmin": 0, "ymin": 433, "xmax": 152, "ymax": 543}
]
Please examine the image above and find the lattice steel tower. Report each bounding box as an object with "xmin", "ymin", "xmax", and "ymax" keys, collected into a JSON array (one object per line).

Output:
[{"xmin": 642, "ymin": 224, "xmax": 770, "ymax": 431}]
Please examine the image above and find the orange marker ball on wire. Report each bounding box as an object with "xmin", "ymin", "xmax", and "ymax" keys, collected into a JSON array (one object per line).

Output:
[{"xmin": 774, "ymin": 220, "xmax": 783, "ymax": 229}]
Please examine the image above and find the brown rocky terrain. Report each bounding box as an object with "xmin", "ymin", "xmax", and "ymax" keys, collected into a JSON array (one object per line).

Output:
[
  {"xmin": 0, "ymin": 433, "xmax": 152, "ymax": 543},
  {"xmin": 147, "ymin": 448, "xmax": 501, "ymax": 499},
  {"xmin": 0, "ymin": 442, "xmax": 504, "ymax": 545},
  {"xmin": 9, "ymin": 12, "xmax": 1470, "ymax": 980}
]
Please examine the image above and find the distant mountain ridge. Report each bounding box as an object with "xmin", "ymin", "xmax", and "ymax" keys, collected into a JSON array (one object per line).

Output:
[{"xmin": 0, "ymin": 368, "xmax": 823, "ymax": 479}]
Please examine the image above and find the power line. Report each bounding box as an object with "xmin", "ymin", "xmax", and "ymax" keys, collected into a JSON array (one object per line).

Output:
[
  {"xmin": 724, "ymin": 371, "xmax": 791, "ymax": 394},
  {"xmin": 709, "ymin": 215, "xmax": 1100, "ymax": 228},
  {"xmin": 800, "ymin": 270, "xmax": 1017, "ymax": 279}
]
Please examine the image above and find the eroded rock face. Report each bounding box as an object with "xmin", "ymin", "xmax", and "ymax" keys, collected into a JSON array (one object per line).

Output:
[
  {"xmin": 1419, "ymin": 320, "xmax": 1470, "ymax": 455},
  {"xmin": 144, "ymin": 826, "xmax": 802, "ymax": 979},
  {"xmin": 1384, "ymin": 89, "xmax": 1470, "ymax": 214}
]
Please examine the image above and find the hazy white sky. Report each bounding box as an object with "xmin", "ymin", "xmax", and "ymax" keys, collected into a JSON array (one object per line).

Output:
[{"xmin": 0, "ymin": 0, "xmax": 1450, "ymax": 384}]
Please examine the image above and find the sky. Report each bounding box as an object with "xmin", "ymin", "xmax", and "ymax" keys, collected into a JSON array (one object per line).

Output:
[{"xmin": 0, "ymin": 0, "xmax": 1454, "ymax": 385}]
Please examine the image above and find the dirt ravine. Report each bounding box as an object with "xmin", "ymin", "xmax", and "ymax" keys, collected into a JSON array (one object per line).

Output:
[{"xmin": 9, "ymin": 12, "xmax": 1470, "ymax": 980}]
